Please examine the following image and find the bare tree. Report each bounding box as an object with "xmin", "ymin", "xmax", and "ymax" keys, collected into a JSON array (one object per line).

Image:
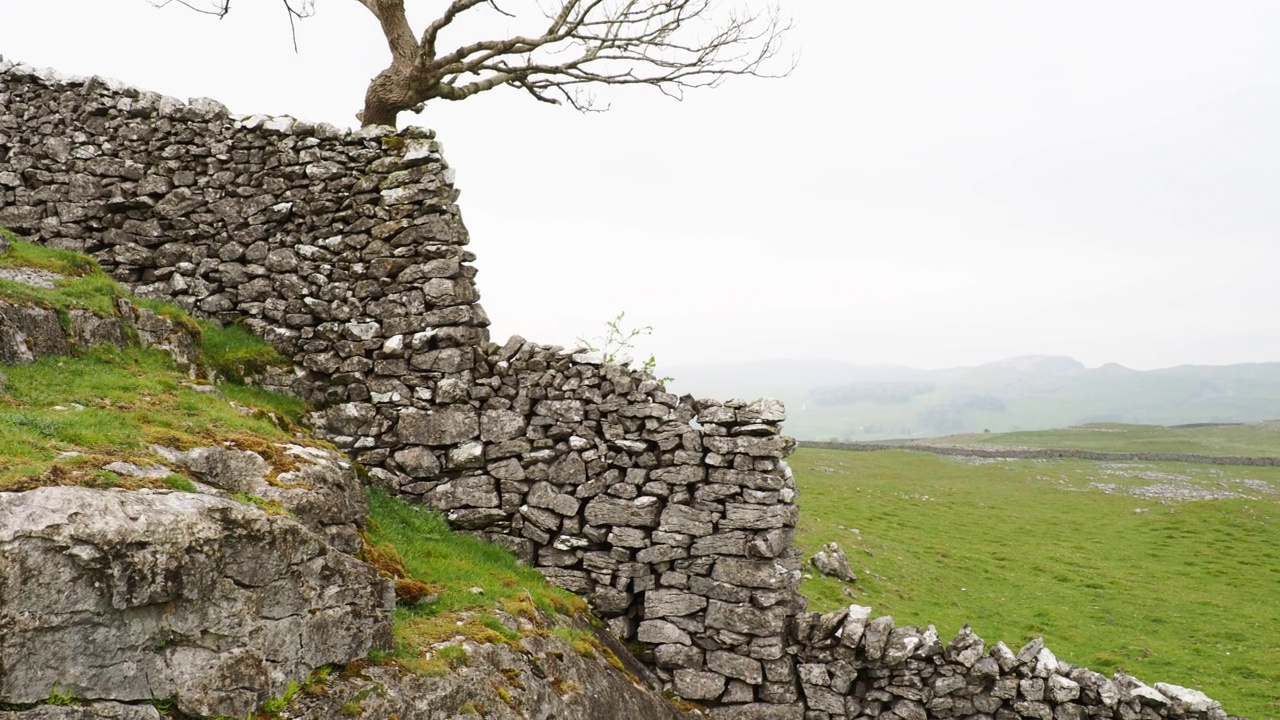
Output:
[{"xmin": 155, "ymin": 0, "xmax": 793, "ymax": 127}]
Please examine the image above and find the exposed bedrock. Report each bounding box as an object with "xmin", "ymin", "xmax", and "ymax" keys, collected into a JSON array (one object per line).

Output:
[{"xmin": 0, "ymin": 487, "xmax": 394, "ymax": 719}]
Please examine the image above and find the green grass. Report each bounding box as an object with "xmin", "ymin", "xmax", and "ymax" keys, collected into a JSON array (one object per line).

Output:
[
  {"xmin": 0, "ymin": 239, "xmax": 123, "ymax": 316},
  {"xmin": 363, "ymin": 488, "xmax": 590, "ymax": 673},
  {"xmin": 791, "ymin": 447, "xmax": 1280, "ymax": 719},
  {"xmin": 365, "ymin": 487, "xmax": 586, "ymax": 617},
  {"xmin": 0, "ymin": 236, "xmax": 311, "ymax": 491},
  {"xmin": 2, "ymin": 238, "xmax": 100, "ymax": 277},
  {"xmin": 924, "ymin": 421, "xmax": 1280, "ymax": 457},
  {"xmin": 197, "ymin": 320, "xmax": 291, "ymax": 383},
  {"xmin": 0, "ymin": 345, "xmax": 307, "ymax": 491}
]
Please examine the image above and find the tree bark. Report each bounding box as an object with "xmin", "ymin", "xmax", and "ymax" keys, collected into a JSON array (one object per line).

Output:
[{"xmin": 361, "ymin": 66, "xmax": 425, "ymax": 127}]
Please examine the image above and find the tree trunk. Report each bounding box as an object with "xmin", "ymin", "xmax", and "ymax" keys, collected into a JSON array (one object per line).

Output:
[
  {"xmin": 360, "ymin": 66, "xmax": 426, "ymax": 127},
  {"xmin": 360, "ymin": 99, "xmax": 402, "ymax": 128}
]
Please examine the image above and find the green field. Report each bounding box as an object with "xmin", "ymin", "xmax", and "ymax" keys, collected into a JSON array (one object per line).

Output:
[
  {"xmin": 924, "ymin": 421, "xmax": 1280, "ymax": 457},
  {"xmin": 791, "ymin": 446, "xmax": 1280, "ymax": 720}
]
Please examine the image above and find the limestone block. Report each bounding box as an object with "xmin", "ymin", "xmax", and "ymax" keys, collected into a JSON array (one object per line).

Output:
[
  {"xmin": 585, "ymin": 496, "xmax": 660, "ymax": 527},
  {"xmin": 637, "ymin": 620, "xmax": 692, "ymax": 646},
  {"xmin": 1048, "ymin": 675, "xmax": 1081, "ymax": 703},
  {"xmin": 707, "ymin": 651, "xmax": 763, "ymax": 685},
  {"xmin": 644, "ymin": 590, "xmax": 708, "ymax": 618},
  {"xmin": 809, "ymin": 542, "xmax": 856, "ymax": 582},
  {"xmin": 720, "ymin": 503, "xmax": 799, "ymax": 530},
  {"xmin": 397, "ymin": 405, "xmax": 479, "ymax": 445},
  {"xmin": 674, "ymin": 669, "xmax": 728, "ymax": 701},
  {"xmin": 704, "ymin": 600, "xmax": 789, "ymax": 637},
  {"xmin": 660, "ymin": 504, "xmax": 716, "ymax": 536},
  {"xmin": 711, "ymin": 557, "xmax": 794, "ymax": 590},
  {"xmin": 0, "ymin": 487, "xmax": 392, "ymax": 719}
]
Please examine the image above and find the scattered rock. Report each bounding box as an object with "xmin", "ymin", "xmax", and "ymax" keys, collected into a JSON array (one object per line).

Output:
[{"xmin": 809, "ymin": 541, "xmax": 857, "ymax": 582}]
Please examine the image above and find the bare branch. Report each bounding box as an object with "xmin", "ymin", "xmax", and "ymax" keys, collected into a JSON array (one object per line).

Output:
[
  {"xmin": 421, "ymin": 0, "xmax": 489, "ymax": 60},
  {"xmin": 149, "ymin": 0, "xmax": 230, "ymax": 18},
  {"xmin": 487, "ymin": 0, "xmax": 517, "ymax": 19},
  {"xmin": 158, "ymin": 0, "xmax": 795, "ymax": 126}
]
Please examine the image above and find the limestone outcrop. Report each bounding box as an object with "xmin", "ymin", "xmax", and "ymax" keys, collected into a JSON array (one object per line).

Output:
[
  {"xmin": 0, "ymin": 705, "xmax": 162, "ymax": 720},
  {"xmin": 284, "ymin": 622, "xmax": 698, "ymax": 720},
  {"xmin": 0, "ymin": 487, "xmax": 395, "ymax": 718},
  {"xmin": 151, "ymin": 440, "xmax": 367, "ymax": 555}
]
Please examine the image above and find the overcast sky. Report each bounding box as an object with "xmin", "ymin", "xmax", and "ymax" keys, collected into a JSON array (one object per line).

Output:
[{"xmin": 3, "ymin": 1, "xmax": 1279, "ymax": 372}]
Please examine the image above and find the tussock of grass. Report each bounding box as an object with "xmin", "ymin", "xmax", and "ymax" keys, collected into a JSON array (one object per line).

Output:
[
  {"xmin": 366, "ymin": 488, "xmax": 587, "ymax": 619},
  {"xmin": 2, "ymin": 239, "xmax": 101, "ymax": 277},
  {"xmin": 363, "ymin": 489, "xmax": 591, "ymax": 674},
  {"xmin": 0, "ymin": 239, "xmax": 121, "ymax": 316},
  {"xmin": 0, "ymin": 345, "xmax": 306, "ymax": 491},
  {"xmin": 198, "ymin": 320, "xmax": 290, "ymax": 383},
  {"xmin": 792, "ymin": 447, "xmax": 1280, "ymax": 720}
]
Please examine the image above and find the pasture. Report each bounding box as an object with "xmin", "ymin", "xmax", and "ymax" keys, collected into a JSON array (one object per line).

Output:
[{"xmin": 790, "ymin": 445, "xmax": 1280, "ymax": 719}]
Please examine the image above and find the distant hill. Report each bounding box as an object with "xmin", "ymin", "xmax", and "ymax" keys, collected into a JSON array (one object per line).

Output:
[{"xmin": 664, "ymin": 355, "xmax": 1280, "ymax": 441}]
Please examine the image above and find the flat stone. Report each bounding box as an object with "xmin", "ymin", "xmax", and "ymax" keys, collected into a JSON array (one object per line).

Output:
[
  {"xmin": 392, "ymin": 446, "xmax": 441, "ymax": 478},
  {"xmin": 585, "ymin": 496, "xmax": 660, "ymax": 527},
  {"xmin": 673, "ymin": 669, "xmax": 727, "ymax": 700},
  {"xmin": 637, "ymin": 619, "xmax": 691, "ymax": 646},
  {"xmin": 654, "ymin": 643, "xmax": 703, "ymax": 670},
  {"xmin": 711, "ymin": 557, "xmax": 794, "ymax": 590},
  {"xmin": 803, "ymin": 684, "xmax": 847, "ymax": 715},
  {"xmin": 397, "ymin": 405, "xmax": 478, "ymax": 445},
  {"xmin": 709, "ymin": 703, "xmax": 804, "ymax": 720},
  {"xmin": 1153, "ymin": 683, "xmax": 1218, "ymax": 713},
  {"xmin": 423, "ymin": 475, "xmax": 498, "ymax": 510},
  {"xmin": 549, "ymin": 451, "xmax": 587, "ymax": 485},
  {"xmin": 480, "ymin": 409, "xmax": 526, "ymax": 442},
  {"xmin": 527, "ymin": 481, "xmax": 581, "ymax": 516},
  {"xmin": 719, "ymin": 503, "xmax": 798, "ymax": 530},
  {"xmin": 660, "ymin": 504, "xmax": 715, "ymax": 536},
  {"xmin": 707, "ymin": 650, "xmax": 763, "ymax": 685},
  {"xmin": 704, "ymin": 600, "xmax": 788, "ymax": 637},
  {"xmin": 643, "ymin": 590, "xmax": 707, "ymax": 618}
]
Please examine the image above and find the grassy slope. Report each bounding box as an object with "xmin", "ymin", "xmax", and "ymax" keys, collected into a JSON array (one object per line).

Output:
[
  {"xmin": 791, "ymin": 447, "xmax": 1280, "ymax": 719},
  {"xmin": 363, "ymin": 488, "xmax": 603, "ymax": 677},
  {"xmin": 0, "ymin": 238, "xmax": 305, "ymax": 490},
  {"xmin": 0, "ymin": 235, "xmax": 604, "ymax": 705},
  {"xmin": 925, "ymin": 421, "xmax": 1280, "ymax": 457}
]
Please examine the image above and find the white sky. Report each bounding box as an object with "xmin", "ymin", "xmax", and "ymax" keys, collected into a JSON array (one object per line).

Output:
[{"xmin": 3, "ymin": 1, "xmax": 1279, "ymax": 371}]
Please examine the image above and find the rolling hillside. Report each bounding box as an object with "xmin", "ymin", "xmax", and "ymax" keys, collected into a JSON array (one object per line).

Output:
[{"xmin": 665, "ymin": 355, "xmax": 1280, "ymax": 440}]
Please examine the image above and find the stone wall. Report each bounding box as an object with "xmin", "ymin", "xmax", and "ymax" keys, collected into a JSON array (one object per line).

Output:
[
  {"xmin": 781, "ymin": 610, "xmax": 1228, "ymax": 720},
  {"xmin": 0, "ymin": 58, "xmax": 1237, "ymax": 720},
  {"xmin": 0, "ymin": 56, "xmax": 487, "ymax": 415}
]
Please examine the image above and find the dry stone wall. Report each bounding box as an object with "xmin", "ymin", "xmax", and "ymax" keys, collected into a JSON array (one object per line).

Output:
[
  {"xmin": 0, "ymin": 58, "xmax": 1238, "ymax": 720},
  {"xmin": 0, "ymin": 57, "xmax": 487, "ymax": 414}
]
